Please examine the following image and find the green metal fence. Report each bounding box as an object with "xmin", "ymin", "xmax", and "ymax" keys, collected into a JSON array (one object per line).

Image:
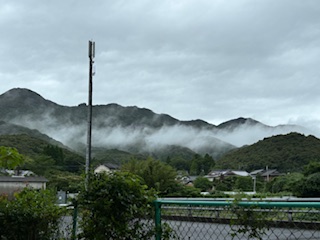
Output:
[{"xmin": 154, "ymin": 199, "xmax": 320, "ymax": 240}]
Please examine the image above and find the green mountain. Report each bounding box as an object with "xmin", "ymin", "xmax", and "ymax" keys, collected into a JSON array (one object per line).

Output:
[
  {"xmin": 0, "ymin": 88, "xmax": 236, "ymax": 160},
  {"xmin": 0, "ymin": 134, "xmax": 84, "ymax": 173},
  {"xmin": 0, "ymin": 88, "xmax": 314, "ymax": 164},
  {"xmin": 0, "ymin": 121, "xmax": 66, "ymax": 148},
  {"xmin": 216, "ymin": 132, "xmax": 320, "ymax": 172}
]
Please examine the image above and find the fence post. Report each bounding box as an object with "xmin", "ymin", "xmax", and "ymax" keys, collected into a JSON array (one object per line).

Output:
[
  {"xmin": 154, "ymin": 200, "xmax": 162, "ymax": 240},
  {"xmin": 71, "ymin": 200, "xmax": 78, "ymax": 240}
]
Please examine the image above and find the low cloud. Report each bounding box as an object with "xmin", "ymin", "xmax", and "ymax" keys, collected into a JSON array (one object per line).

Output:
[{"xmin": 9, "ymin": 110, "xmax": 317, "ymax": 157}]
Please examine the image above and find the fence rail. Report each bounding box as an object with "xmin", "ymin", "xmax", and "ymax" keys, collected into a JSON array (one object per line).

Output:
[{"xmin": 154, "ymin": 199, "xmax": 320, "ymax": 240}]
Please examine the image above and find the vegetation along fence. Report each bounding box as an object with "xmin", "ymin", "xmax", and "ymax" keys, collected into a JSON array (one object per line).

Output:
[{"xmin": 154, "ymin": 199, "xmax": 320, "ymax": 240}]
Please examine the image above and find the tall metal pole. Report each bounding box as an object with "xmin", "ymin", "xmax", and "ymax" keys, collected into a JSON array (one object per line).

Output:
[{"xmin": 85, "ymin": 40, "xmax": 95, "ymax": 191}]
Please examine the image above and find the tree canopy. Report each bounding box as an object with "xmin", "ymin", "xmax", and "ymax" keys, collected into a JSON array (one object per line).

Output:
[
  {"xmin": 216, "ymin": 133, "xmax": 320, "ymax": 172},
  {"xmin": 78, "ymin": 171, "xmax": 156, "ymax": 239},
  {"xmin": 122, "ymin": 157, "xmax": 178, "ymax": 196},
  {"xmin": 0, "ymin": 146, "xmax": 24, "ymax": 169}
]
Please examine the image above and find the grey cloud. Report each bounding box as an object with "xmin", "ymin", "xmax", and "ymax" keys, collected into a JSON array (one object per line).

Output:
[{"xmin": 1, "ymin": 0, "xmax": 320, "ymax": 127}]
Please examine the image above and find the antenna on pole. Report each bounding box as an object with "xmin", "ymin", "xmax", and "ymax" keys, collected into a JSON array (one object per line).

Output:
[{"xmin": 85, "ymin": 40, "xmax": 95, "ymax": 191}]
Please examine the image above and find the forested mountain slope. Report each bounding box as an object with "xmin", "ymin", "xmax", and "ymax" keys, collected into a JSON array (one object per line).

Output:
[{"xmin": 216, "ymin": 132, "xmax": 320, "ymax": 172}]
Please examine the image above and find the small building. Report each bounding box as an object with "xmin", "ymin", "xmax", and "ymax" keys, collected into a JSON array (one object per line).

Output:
[
  {"xmin": 250, "ymin": 169, "xmax": 284, "ymax": 181},
  {"xmin": 94, "ymin": 163, "xmax": 120, "ymax": 174},
  {"xmin": 0, "ymin": 176, "xmax": 48, "ymax": 198},
  {"xmin": 205, "ymin": 170, "xmax": 249, "ymax": 181},
  {"xmin": 179, "ymin": 175, "xmax": 198, "ymax": 186}
]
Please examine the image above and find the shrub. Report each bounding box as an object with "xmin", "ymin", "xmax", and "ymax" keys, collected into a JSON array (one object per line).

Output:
[
  {"xmin": 78, "ymin": 172, "xmax": 157, "ymax": 239},
  {"xmin": 0, "ymin": 188, "xmax": 63, "ymax": 240}
]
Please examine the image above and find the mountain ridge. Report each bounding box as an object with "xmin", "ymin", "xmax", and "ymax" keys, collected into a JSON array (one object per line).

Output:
[{"xmin": 0, "ymin": 88, "xmax": 313, "ymax": 160}]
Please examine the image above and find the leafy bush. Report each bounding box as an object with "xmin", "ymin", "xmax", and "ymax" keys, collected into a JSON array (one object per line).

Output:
[
  {"xmin": 294, "ymin": 172, "xmax": 320, "ymax": 197},
  {"xmin": 230, "ymin": 199, "xmax": 268, "ymax": 240},
  {"xmin": 122, "ymin": 157, "xmax": 178, "ymax": 196},
  {"xmin": 0, "ymin": 188, "xmax": 64, "ymax": 240},
  {"xmin": 78, "ymin": 171, "xmax": 157, "ymax": 239},
  {"xmin": 193, "ymin": 177, "xmax": 212, "ymax": 191},
  {"xmin": 166, "ymin": 184, "xmax": 201, "ymax": 197}
]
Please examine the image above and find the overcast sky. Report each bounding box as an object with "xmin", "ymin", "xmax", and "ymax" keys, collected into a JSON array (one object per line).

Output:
[{"xmin": 1, "ymin": 0, "xmax": 320, "ymax": 128}]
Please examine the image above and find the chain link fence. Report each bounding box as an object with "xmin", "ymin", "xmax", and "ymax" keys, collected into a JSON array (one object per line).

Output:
[{"xmin": 154, "ymin": 199, "xmax": 320, "ymax": 240}]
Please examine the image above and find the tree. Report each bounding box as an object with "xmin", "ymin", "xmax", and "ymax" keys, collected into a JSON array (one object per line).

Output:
[
  {"xmin": 234, "ymin": 176, "xmax": 253, "ymax": 192},
  {"xmin": 266, "ymin": 173, "xmax": 304, "ymax": 194},
  {"xmin": 193, "ymin": 177, "xmax": 212, "ymax": 191},
  {"xmin": 78, "ymin": 172, "xmax": 156, "ymax": 239},
  {"xmin": 43, "ymin": 145, "xmax": 64, "ymax": 165},
  {"xmin": 122, "ymin": 157, "xmax": 178, "ymax": 196},
  {"xmin": 0, "ymin": 188, "xmax": 63, "ymax": 239},
  {"xmin": 189, "ymin": 154, "xmax": 215, "ymax": 175},
  {"xmin": 168, "ymin": 156, "xmax": 191, "ymax": 172},
  {"xmin": 294, "ymin": 173, "xmax": 320, "ymax": 197},
  {"xmin": 303, "ymin": 161, "xmax": 320, "ymax": 176},
  {"xmin": 0, "ymin": 146, "xmax": 24, "ymax": 169},
  {"xmin": 24, "ymin": 155, "xmax": 55, "ymax": 176},
  {"xmin": 214, "ymin": 176, "xmax": 237, "ymax": 191}
]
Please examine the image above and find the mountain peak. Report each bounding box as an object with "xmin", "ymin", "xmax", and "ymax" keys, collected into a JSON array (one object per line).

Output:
[
  {"xmin": 2, "ymin": 88, "xmax": 42, "ymax": 98},
  {"xmin": 217, "ymin": 117, "xmax": 267, "ymax": 130},
  {"xmin": 0, "ymin": 88, "xmax": 55, "ymax": 108}
]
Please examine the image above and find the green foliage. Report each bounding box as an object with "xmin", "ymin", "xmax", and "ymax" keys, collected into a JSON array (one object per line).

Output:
[
  {"xmin": 91, "ymin": 147, "xmax": 146, "ymax": 166},
  {"xmin": 122, "ymin": 157, "xmax": 178, "ymax": 196},
  {"xmin": 234, "ymin": 176, "xmax": 254, "ymax": 192},
  {"xmin": 214, "ymin": 176, "xmax": 237, "ymax": 191},
  {"xmin": 216, "ymin": 133, "xmax": 320, "ymax": 172},
  {"xmin": 0, "ymin": 134, "xmax": 84, "ymax": 173},
  {"xmin": 46, "ymin": 170, "xmax": 83, "ymax": 192},
  {"xmin": 78, "ymin": 172, "xmax": 156, "ymax": 239},
  {"xmin": 230, "ymin": 199, "xmax": 268, "ymax": 240},
  {"xmin": 0, "ymin": 146, "xmax": 24, "ymax": 169},
  {"xmin": 289, "ymin": 161, "xmax": 320, "ymax": 197},
  {"xmin": 189, "ymin": 154, "xmax": 215, "ymax": 175},
  {"xmin": 166, "ymin": 184, "xmax": 201, "ymax": 197},
  {"xmin": 294, "ymin": 172, "xmax": 320, "ymax": 197},
  {"xmin": 43, "ymin": 145, "xmax": 64, "ymax": 164},
  {"xmin": 24, "ymin": 155, "xmax": 55, "ymax": 176},
  {"xmin": 0, "ymin": 188, "xmax": 64, "ymax": 240},
  {"xmin": 303, "ymin": 161, "xmax": 320, "ymax": 176},
  {"xmin": 166, "ymin": 156, "xmax": 191, "ymax": 172},
  {"xmin": 193, "ymin": 177, "xmax": 213, "ymax": 191},
  {"xmin": 166, "ymin": 153, "xmax": 215, "ymax": 175},
  {"xmin": 266, "ymin": 173, "xmax": 303, "ymax": 193},
  {"xmin": 209, "ymin": 191, "xmax": 229, "ymax": 198}
]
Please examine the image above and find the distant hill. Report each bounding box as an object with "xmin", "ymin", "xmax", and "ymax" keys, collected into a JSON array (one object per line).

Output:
[
  {"xmin": 0, "ymin": 88, "xmax": 314, "ymax": 162},
  {"xmin": 0, "ymin": 88, "xmax": 235, "ymax": 159},
  {"xmin": 0, "ymin": 120, "xmax": 66, "ymax": 148},
  {"xmin": 0, "ymin": 134, "xmax": 84, "ymax": 173},
  {"xmin": 216, "ymin": 132, "xmax": 320, "ymax": 172},
  {"xmin": 217, "ymin": 117, "xmax": 269, "ymax": 131}
]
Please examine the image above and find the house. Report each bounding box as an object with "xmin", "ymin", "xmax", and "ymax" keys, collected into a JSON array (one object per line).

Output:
[
  {"xmin": 94, "ymin": 163, "xmax": 120, "ymax": 174},
  {"xmin": 178, "ymin": 175, "xmax": 198, "ymax": 186},
  {"xmin": 0, "ymin": 176, "xmax": 48, "ymax": 198},
  {"xmin": 4, "ymin": 169, "xmax": 35, "ymax": 177},
  {"xmin": 205, "ymin": 170, "xmax": 249, "ymax": 181},
  {"xmin": 250, "ymin": 169, "xmax": 284, "ymax": 181}
]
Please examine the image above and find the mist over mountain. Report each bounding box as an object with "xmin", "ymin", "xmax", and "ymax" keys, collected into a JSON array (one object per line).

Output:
[
  {"xmin": 0, "ymin": 88, "xmax": 314, "ymax": 159},
  {"xmin": 0, "ymin": 120, "xmax": 66, "ymax": 148}
]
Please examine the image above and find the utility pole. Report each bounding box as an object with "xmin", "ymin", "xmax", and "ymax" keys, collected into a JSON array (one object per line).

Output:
[{"xmin": 85, "ymin": 40, "xmax": 95, "ymax": 191}]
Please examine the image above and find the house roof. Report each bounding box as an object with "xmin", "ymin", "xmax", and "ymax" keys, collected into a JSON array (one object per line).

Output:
[
  {"xmin": 230, "ymin": 170, "xmax": 249, "ymax": 177},
  {"xmin": 260, "ymin": 169, "xmax": 281, "ymax": 177},
  {"xmin": 207, "ymin": 170, "xmax": 249, "ymax": 177},
  {"xmin": 101, "ymin": 163, "xmax": 120, "ymax": 170},
  {"xmin": 0, "ymin": 176, "xmax": 48, "ymax": 183},
  {"xmin": 250, "ymin": 169, "xmax": 264, "ymax": 175}
]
